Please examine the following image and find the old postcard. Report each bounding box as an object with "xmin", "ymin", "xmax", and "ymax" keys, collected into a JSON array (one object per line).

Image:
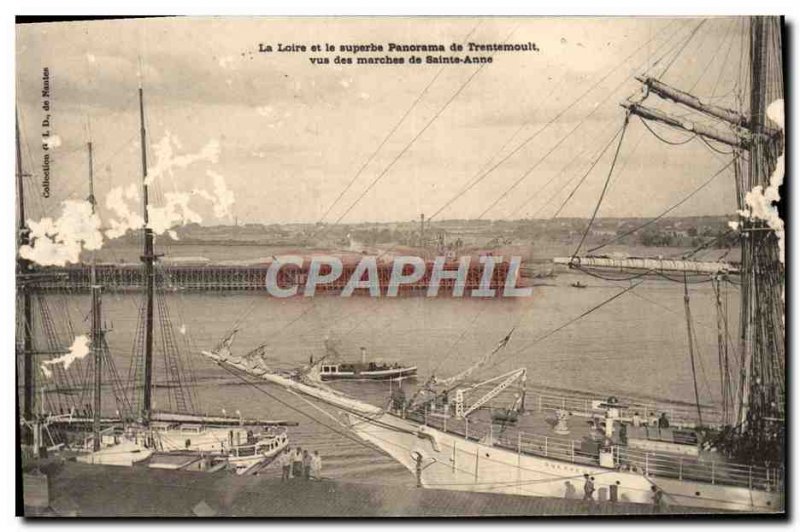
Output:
[{"xmin": 14, "ymin": 15, "xmax": 785, "ymax": 517}]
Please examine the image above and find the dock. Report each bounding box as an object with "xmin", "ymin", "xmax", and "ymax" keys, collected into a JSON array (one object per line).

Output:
[
  {"xmin": 29, "ymin": 261, "xmax": 514, "ymax": 294},
  {"xmin": 22, "ymin": 460, "xmax": 719, "ymax": 517}
]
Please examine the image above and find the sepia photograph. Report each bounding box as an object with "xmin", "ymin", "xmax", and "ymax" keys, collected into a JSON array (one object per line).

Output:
[{"xmin": 13, "ymin": 14, "xmax": 786, "ymax": 518}]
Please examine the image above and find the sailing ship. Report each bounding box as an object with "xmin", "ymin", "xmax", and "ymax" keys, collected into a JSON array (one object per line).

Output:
[
  {"xmin": 201, "ymin": 16, "xmax": 784, "ymax": 511},
  {"xmin": 16, "ymin": 82, "xmax": 290, "ymax": 474}
]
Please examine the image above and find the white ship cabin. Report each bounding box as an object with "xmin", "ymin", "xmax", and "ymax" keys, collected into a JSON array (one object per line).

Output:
[
  {"xmin": 231, "ymin": 431, "xmax": 288, "ymax": 458},
  {"xmin": 82, "ymin": 427, "xmax": 121, "ymax": 450},
  {"xmin": 149, "ymin": 421, "xmax": 204, "ymax": 433},
  {"xmin": 319, "ymin": 364, "xmax": 352, "ymax": 376}
]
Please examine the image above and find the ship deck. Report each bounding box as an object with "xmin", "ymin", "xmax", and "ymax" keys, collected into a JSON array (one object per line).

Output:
[{"xmin": 402, "ymin": 403, "xmax": 781, "ymax": 493}]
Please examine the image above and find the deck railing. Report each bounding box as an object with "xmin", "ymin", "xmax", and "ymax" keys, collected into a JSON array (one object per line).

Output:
[
  {"xmin": 404, "ymin": 398, "xmax": 781, "ymax": 492},
  {"xmin": 494, "ymin": 430, "xmax": 782, "ymax": 492},
  {"xmin": 527, "ymin": 390, "xmax": 724, "ymax": 428}
]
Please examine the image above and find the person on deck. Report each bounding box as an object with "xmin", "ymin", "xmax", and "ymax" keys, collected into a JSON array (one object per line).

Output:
[
  {"xmin": 279, "ymin": 449, "xmax": 291, "ymax": 481},
  {"xmin": 291, "ymin": 446, "xmax": 303, "ymax": 479},
  {"xmin": 651, "ymin": 485, "xmax": 665, "ymax": 513},
  {"xmin": 302, "ymin": 450, "xmax": 312, "ymax": 479},
  {"xmin": 619, "ymin": 423, "xmax": 628, "ymax": 445},
  {"xmin": 632, "ymin": 412, "xmax": 642, "ymax": 428},
  {"xmin": 310, "ymin": 450, "xmax": 322, "ymax": 480},
  {"xmin": 564, "ymin": 480, "xmax": 577, "ymax": 499},
  {"xmin": 583, "ymin": 474, "xmax": 595, "ymax": 501},
  {"xmin": 658, "ymin": 412, "xmax": 670, "ymax": 429}
]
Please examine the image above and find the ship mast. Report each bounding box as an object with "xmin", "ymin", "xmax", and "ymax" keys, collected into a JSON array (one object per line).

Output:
[
  {"xmin": 606, "ymin": 18, "xmax": 784, "ymax": 455},
  {"xmin": 87, "ymin": 140, "xmax": 105, "ymax": 450},
  {"xmin": 16, "ymin": 109, "xmax": 35, "ymax": 428},
  {"xmin": 735, "ymin": 16, "xmax": 785, "ymax": 438},
  {"xmin": 138, "ymin": 82, "xmax": 156, "ymax": 425},
  {"xmin": 682, "ymin": 276, "xmax": 704, "ymax": 426}
]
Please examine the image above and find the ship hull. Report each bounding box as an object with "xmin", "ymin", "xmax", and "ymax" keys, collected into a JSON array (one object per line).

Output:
[
  {"xmin": 211, "ymin": 359, "xmax": 782, "ymax": 513},
  {"xmin": 346, "ymin": 412, "xmax": 781, "ymax": 513},
  {"xmin": 256, "ymin": 370, "xmax": 782, "ymax": 513},
  {"xmin": 319, "ymin": 367, "xmax": 418, "ymax": 381}
]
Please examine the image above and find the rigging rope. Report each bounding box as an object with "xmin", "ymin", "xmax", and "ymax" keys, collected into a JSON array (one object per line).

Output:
[
  {"xmin": 658, "ymin": 19, "xmax": 708, "ymax": 80},
  {"xmin": 687, "ymin": 19, "xmax": 738, "ymax": 94},
  {"xmin": 550, "ymin": 124, "xmax": 626, "ymax": 219},
  {"xmin": 483, "ymin": 280, "xmax": 644, "ymax": 373},
  {"xmin": 637, "ymin": 115, "xmax": 696, "ymax": 145},
  {"xmin": 427, "ymin": 19, "xmax": 685, "ymax": 223},
  {"xmin": 585, "ymin": 158, "xmax": 735, "ymax": 254},
  {"xmin": 698, "ymin": 135, "xmax": 735, "ymax": 156},
  {"xmin": 329, "ymin": 26, "xmax": 517, "ymax": 227},
  {"xmin": 314, "ymin": 21, "xmax": 483, "ymax": 226},
  {"xmin": 512, "ymin": 121, "xmax": 622, "ymax": 219},
  {"xmin": 682, "ymin": 274, "xmax": 705, "ymax": 425},
  {"xmin": 482, "ymin": 25, "xmax": 706, "ymax": 220},
  {"xmin": 441, "ymin": 69, "xmax": 573, "ymax": 222},
  {"xmin": 216, "ymin": 362, "xmax": 404, "ymax": 452},
  {"xmin": 570, "ymin": 114, "xmax": 631, "ymax": 260}
]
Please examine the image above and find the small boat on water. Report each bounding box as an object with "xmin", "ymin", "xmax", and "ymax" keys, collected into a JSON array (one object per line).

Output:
[
  {"xmin": 316, "ymin": 361, "xmax": 418, "ymax": 381},
  {"xmin": 571, "ymin": 281, "xmax": 587, "ymax": 289},
  {"xmin": 310, "ymin": 345, "xmax": 417, "ymax": 382}
]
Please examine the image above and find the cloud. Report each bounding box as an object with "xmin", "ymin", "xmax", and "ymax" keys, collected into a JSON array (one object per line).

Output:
[
  {"xmin": 19, "ymin": 200, "xmax": 103, "ymax": 267},
  {"xmin": 104, "ymin": 184, "xmax": 145, "ymax": 239},
  {"xmin": 147, "ymin": 192, "xmax": 203, "ymax": 234},
  {"xmin": 20, "ymin": 132, "xmax": 236, "ymax": 264},
  {"xmin": 193, "ymin": 170, "xmax": 235, "ymax": 219},
  {"xmin": 147, "ymin": 132, "xmax": 220, "ymax": 185},
  {"xmin": 103, "ymin": 135, "xmax": 234, "ymax": 236}
]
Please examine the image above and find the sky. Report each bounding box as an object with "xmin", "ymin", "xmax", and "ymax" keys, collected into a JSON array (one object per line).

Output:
[{"xmin": 15, "ymin": 16, "xmax": 749, "ymax": 227}]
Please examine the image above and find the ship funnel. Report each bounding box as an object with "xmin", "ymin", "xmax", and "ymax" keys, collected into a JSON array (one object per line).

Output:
[{"xmin": 360, "ymin": 347, "xmax": 367, "ymax": 364}]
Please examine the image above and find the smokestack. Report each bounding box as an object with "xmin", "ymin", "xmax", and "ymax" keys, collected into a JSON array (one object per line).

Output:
[
  {"xmin": 360, "ymin": 346, "xmax": 367, "ymax": 365},
  {"xmin": 420, "ymin": 213, "xmax": 425, "ymax": 243}
]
